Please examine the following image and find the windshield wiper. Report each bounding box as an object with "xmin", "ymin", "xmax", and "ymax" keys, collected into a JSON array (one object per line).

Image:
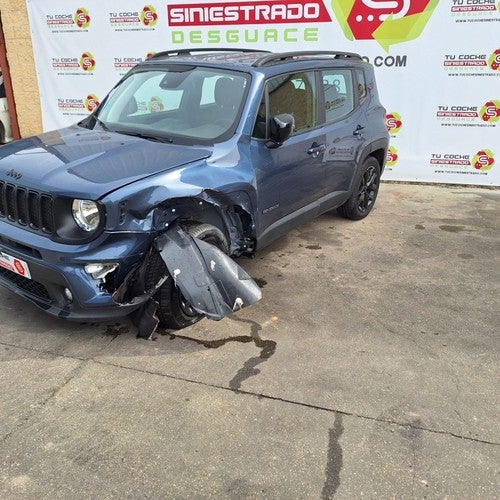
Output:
[
  {"xmin": 114, "ymin": 130, "xmax": 173, "ymax": 143},
  {"xmin": 94, "ymin": 117, "xmax": 110, "ymax": 131}
]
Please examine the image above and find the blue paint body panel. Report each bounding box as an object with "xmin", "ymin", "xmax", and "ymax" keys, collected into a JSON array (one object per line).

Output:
[{"xmin": 0, "ymin": 50, "xmax": 388, "ymax": 322}]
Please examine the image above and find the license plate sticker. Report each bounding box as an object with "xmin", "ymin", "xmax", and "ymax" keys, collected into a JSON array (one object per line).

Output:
[{"xmin": 0, "ymin": 251, "xmax": 32, "ymax": 279}]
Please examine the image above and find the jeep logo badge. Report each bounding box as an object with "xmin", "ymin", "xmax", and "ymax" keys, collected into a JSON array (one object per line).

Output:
[{"xmin": 6, "ymin": 169, "xmax": 23, "ymax": 180}]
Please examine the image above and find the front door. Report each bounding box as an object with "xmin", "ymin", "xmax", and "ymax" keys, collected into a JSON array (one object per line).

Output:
[{"xmin": 251, "ymin": 71, "xmax": 327, "ymax": 243}]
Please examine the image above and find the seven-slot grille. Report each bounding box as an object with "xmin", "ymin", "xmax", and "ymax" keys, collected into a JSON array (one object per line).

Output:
[{"xmin": 0, "ymin": 181, "xmax": 55, "ymax": 233}]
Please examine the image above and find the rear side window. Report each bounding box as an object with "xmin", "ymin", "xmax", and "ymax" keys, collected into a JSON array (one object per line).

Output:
[
  {"xmin": 355, "ymin": 68, "xmax": 367, "ymax": 103},
  {"xmin": 321, "ymin": 70, "xmax": 354, "ymax": 123}
]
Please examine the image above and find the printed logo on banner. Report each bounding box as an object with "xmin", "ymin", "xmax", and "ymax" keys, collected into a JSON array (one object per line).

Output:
[
  {"xmin": 109, "ymin": 5, "xmax": 159, "ymax": 31},
  {"xmin": 75, "ymin": 8, "xmax": 91, "ymax": 28},
  {"xmin": 385, "ymin": 112, "xmax": 403, "ymax": 135},
  {"xmin": 430, "ymin": 149, "xmax": 495, "ymax": 176},
  {"xmin": 57, "ymin": 94, "xmax": 99, "ymax": 116},
  {"xmin": 331, "ymin": 0, "xmax": 439, "ymax": 51},
  {"xmin": 386, "ymin": 146, "xmax": 399, "ymax": 168},
  {"xmin": 80, "ymin": 52, "xmax": 96, "ymax": 72},
  {"xmin": 167, "ymin": 0, "xmax": 331, "ymax": 44},
  {"xmin": 114, "ymin": 57, "xmax": 145, "ymax": 75},
  {"xmin": 471, "ymin": 149, "xmax": 495, "ymax": 170},
  {"xmin": 362, "ymin": 54, "xmax": 408, "ymax": 68},
  {"xmin": 480, "ymin": 100, "xmax": 500, "ymax": 122},
  {"xmin": 51, "ymin": 52, "xmax": 95, "ymax": 76},
  {"xmin": 488, "ymin": 49, "xmax": 500, "ymax": 70},
  {"xmin": 141, "ymin": 5, "xmax": 159, "ymax": 26},
  {"xmin": 85, "ymin": 94, "xmax": 100, "ymax": 112},
  {"xmin": 437, "ymin": 99, "xmax": 500, "ymax": 127},
  {"xmin": 46, "ymin": 7, "xmax": 91, "ymax": 33},
  {"xmin": 443, "ymin": 48, "xmax": 500, "ymax": 77},
  {"xmin": 450, "ymin": 0, "xmax": 500, "ymax": 23}
]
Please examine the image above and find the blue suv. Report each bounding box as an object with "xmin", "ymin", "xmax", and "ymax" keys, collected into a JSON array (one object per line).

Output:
[{"xmin": 0, "ymin": 49, "xmax": 389, "ymax": 337}]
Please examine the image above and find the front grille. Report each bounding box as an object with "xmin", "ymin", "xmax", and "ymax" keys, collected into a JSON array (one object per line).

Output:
[
  {"xmin": 0, "ymin": 181, "xmax": 55, "ymax": 233},
  {"xmin": 0, "ymin": 266, "xmax": 52, "ymax": 303}
]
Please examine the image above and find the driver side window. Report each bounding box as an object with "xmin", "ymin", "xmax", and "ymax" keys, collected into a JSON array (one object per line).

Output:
[{"xmin": 252, "ymin": 71, "xmax": 317, "ymax": 138}]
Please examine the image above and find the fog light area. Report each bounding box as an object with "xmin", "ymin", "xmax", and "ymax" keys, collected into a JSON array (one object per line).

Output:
[{"xmin": 63, "ymin": 287, "xmax": 73, "ymax": 303}]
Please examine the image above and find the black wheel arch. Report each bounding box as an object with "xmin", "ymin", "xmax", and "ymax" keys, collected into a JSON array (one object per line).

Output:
[{"xmin": 347, "ymin": 138, "xmax": 388, "ymax": 195}]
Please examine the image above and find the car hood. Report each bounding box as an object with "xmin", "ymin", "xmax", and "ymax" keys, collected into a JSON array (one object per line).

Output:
[{"xmin": 0, "ymin": 126, "xmax": 212, "ymax": 199}]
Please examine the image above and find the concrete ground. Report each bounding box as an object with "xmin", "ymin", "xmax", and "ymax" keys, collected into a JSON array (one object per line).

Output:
[{"xmin": 0, "ymin": 183, "xmax": 498, "ymax": 499}]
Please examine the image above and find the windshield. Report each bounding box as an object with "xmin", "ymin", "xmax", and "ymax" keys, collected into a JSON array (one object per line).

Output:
[{"xmin": 90, "ymin": 65, "xmax": 250, "ymax": 144}]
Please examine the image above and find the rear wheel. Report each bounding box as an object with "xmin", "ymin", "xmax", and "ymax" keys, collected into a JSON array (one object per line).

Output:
[
  {"xmin": 145, "ymin": 223, "xmax": 229, "ymax": 330},
  {"xmin": 338, "ymin": 157, "xmax": 381, "ymax": 220}
]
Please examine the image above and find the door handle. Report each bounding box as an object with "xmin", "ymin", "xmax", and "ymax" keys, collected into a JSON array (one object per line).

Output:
[
  {"xmin": 307, "ymin": 142, "xmax": 326, "ymax": 158},
  {"xmin": 353, "ymin": 124, "xmax": 365, "ymax": 136}
]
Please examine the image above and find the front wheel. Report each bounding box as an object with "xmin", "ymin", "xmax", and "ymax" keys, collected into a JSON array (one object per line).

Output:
[
  {"xmin": 145, "ymin": 223, "xmax": 229, "ymax": 331},
  {"xmin": 338, "ymin": 157, "xmax": 381, "ymax": 220}
]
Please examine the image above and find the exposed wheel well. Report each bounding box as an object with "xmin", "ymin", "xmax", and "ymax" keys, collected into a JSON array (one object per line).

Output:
[{"xmin": 155, "ymin": 196, "xmax": 255, "ymax": 255}]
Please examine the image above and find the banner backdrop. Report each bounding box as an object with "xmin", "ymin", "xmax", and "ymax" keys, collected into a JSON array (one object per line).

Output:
[{"xmin": 26, "ymin": 0, "xmax": 500, "ymax": 185}]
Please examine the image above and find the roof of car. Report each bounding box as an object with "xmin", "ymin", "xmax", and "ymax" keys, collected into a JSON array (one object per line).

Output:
[{"xmin": 143, "ymin": 48, "xmax": 366, "ymax": 72}]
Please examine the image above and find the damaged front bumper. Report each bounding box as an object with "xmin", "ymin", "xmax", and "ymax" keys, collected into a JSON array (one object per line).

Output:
[
  {"xmin": 0, "ymin": 222, "xmax": 261, "ymax": 336},
  {"xmin": 0, "ymin": 226, "xmax": 152, "ymax": 321}
]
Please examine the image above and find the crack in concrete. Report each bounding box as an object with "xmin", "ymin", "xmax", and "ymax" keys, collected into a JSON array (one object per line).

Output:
[
  {"xmin": 321, "ymin": 413, "xmax": 344, "ymax": 499},
  {"xmin": 93, "ymin": 359, "xmax": 500, "ymax": 447},
  {"xmin": 1, "ymin": 340, "xmax": 498, "ymax": 447},
  {"xmin": 0, "ymin": 358, "xmax": 85, "ymax": 445}
]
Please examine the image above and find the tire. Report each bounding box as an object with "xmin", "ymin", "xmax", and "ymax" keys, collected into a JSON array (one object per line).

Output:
[
  {"xmin": 145, "ymin": 223, "xmax": 229, "ymax": 331},
  {"xmin": 338, "ymin": 156, "xmax": 381, "ymax": 220}
]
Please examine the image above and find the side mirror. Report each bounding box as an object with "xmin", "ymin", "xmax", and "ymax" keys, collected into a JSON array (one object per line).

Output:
[{"xmin": 267, "ymin": 113, "xmax": 294, "ymax": 148}]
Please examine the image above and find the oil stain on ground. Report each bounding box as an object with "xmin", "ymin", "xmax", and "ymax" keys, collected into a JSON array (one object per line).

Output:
[
  {"xmin": 439, "ymin": 225, "xmax": 465, "ymax": 233},
  {"xmin": 322, "ymin": 412, "xmax": 344, "ymax": 499},
  {"xmin": 104, "ymin": 324, "xmax": 130, "ymax": 336},
  {"xmin": 228, "ymin": 316, "xmax": 277, "ymax": 392},
  {"xmin": 165, "ymin": 316, "xmax": 277, "ymax": 392}
]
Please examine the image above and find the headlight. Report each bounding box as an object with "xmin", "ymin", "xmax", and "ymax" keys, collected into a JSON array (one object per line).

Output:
[
  {"xmin": 85, "ymin": 263, "xmax": 118, "ymax": 280},
  {"xmin": 72, "ymin": 199, "xmax": 100, "ymax": 232}
]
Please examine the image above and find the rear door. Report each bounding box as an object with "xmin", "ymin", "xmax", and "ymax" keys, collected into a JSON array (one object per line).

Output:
[{"xmin": 319, "ymin": 67, "xmax": 368, "ymax": 196}]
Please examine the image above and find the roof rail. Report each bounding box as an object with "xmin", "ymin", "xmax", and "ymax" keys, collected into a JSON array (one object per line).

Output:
[
  {"xmin": 252, "ymin": 51, "xmax": 363, "ymax": 67},
  {"xmin": 148, "ymin": 48, "xmax": 270, "ymax": 60}
]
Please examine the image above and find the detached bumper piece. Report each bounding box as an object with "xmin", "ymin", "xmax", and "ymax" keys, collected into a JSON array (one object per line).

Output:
[
  {"xmin": 113, "ymin": 225, "xmax": 262, "ymax": 340},
  {"xmin": 156, "ymin": 225, "xmax": 261, "ymax": 319}
]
